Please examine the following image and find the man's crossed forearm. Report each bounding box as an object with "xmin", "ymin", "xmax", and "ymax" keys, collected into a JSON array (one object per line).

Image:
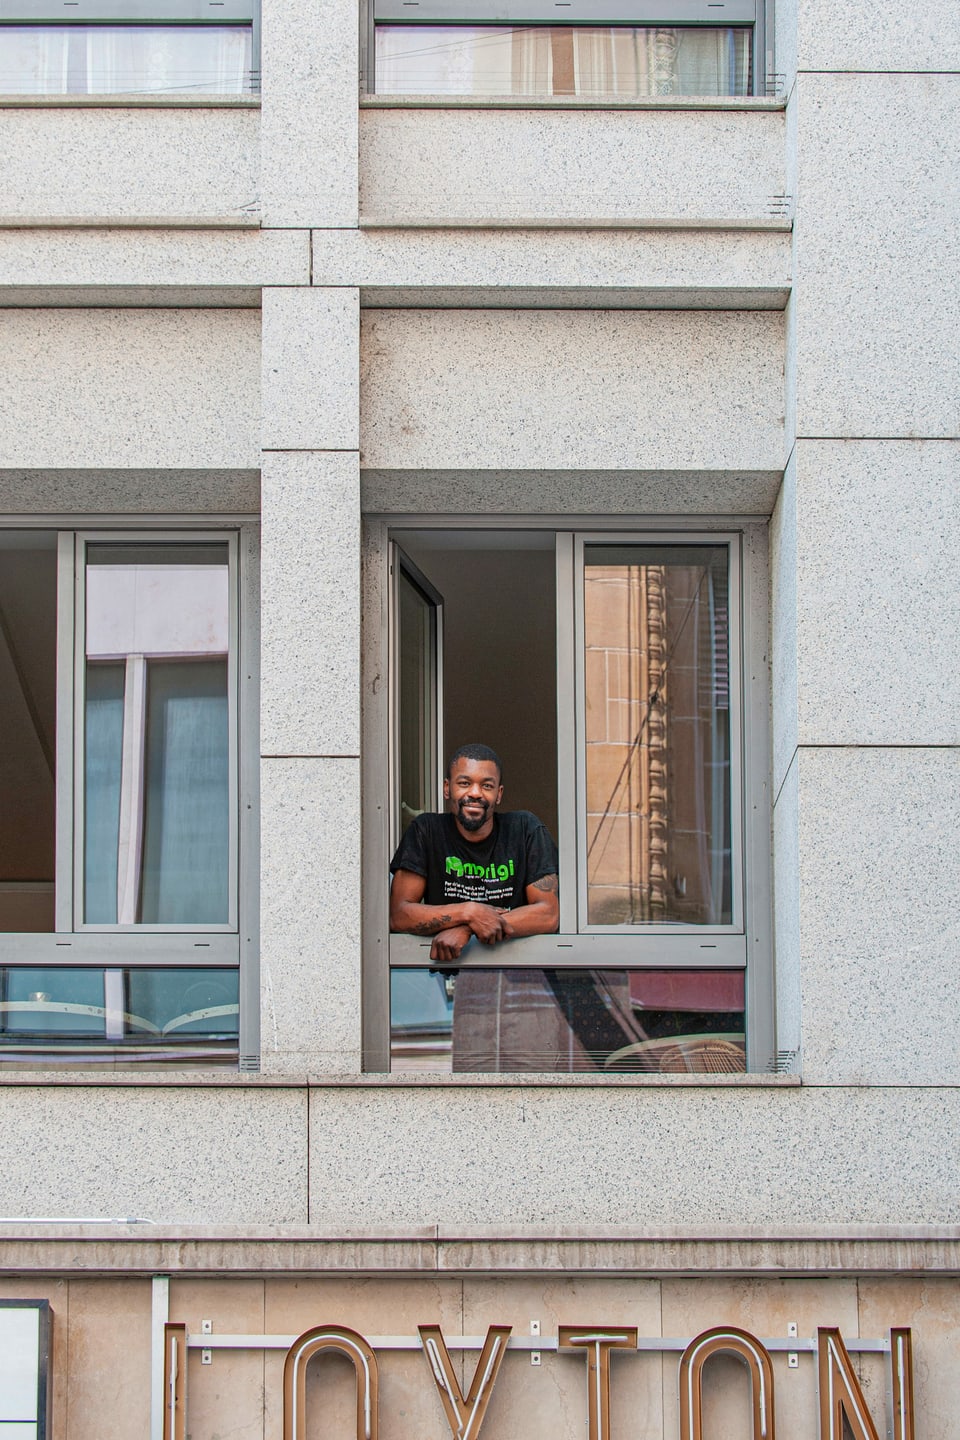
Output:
[
  {"xmin": 409, "ymin": 911, "xmax": 458, "ymax": 937},
  {"xmin": 394, "ymin": 899, "xmax": 507, "ymax": 944}
]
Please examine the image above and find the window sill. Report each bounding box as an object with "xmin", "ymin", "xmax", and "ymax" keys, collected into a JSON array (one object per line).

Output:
[
  {"xmin": 348, "ymin": 1072, "xmax": 800, "ymax": 1087},
  {"xmin": 0, "ymin": 1068, "xmax": 800, "ymax": 1087},
  {"xmin": 0, "ymin": 92, "xmax": 261, "ymax": 108},
  {"xmin": 360, "ymin": 92, "xmax": 785, "ymax": 111}
]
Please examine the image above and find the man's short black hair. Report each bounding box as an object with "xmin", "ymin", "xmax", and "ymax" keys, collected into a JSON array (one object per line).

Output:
[{"xmin": 447, "ymin": 743, "xmax": 503, "ymax": 781}]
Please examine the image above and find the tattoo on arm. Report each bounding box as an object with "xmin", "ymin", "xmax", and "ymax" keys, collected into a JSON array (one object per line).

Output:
[
  {"xmin": 531, "ymin": 873, "xmax": 559, "ymax": 894},
  {"xmin": 411, "ymin": 914, "xmax": 455, "ymax": 936}
]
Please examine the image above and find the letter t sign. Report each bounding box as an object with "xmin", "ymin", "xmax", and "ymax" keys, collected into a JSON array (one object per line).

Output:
[{"xmin": 559, "ymin": 1326, "xmax": 638, "ymax": 1440}]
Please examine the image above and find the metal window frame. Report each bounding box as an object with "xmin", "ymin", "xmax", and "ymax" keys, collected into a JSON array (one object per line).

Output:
[
  {"xmin": 363, "ymin": 515, "xmax": 774, "ymax": 1072},
  {"xmin": 72, "ymin": 528, "xmax": 240, "ymax": 937},
  {"xmin": 388, "ymin": 541, "xmax": 445, "ymax": 859},
  {"xmin": 0, "ymin": 1299, "xmax": 52, "ymax": 1440},
  {"xmin": 0, "ymin": 520, "xmax": 260, "ymax": 1063},
  {"xmin": 0, "ymin": 0, "xmax": 261, "ymax": 96},
  {"xmin": 365, "ymin": 0, "xmax": 764, "ymax": 97},
  {"xmin": 71, "ymin": 527, "xmax": 240, "ymax": 933},
  {"xmin": 0, "ymin": 0, "xmax": 253, "ymax": 24},
  {"xmin": 373, "ymin": 0, "xmax": 755, "ymax": 24},
  {"xmin": 571, "ymin": 529, "xmax": 744, "ymax": 946}
]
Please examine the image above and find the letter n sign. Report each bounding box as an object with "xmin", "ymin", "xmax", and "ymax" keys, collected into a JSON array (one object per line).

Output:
[
  {"xmin": 282, "ymin": 1326, "xmax": 380, "ymax": 1440},
  {"xmin": 818, "ymin": 1328, "xmax": 915, "ymax": 1440},
  {"xmin": 679, "ymin": 1327, "xmax": 775, "ymax": 1440}
]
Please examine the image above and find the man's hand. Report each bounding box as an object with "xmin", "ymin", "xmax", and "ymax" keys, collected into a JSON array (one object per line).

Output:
[
  {"xmin": 464, "ymin": 902, "xmax": 506, "ymax": 944},
  {"xmin": 430, "ymin": 925, "xmax": 473, "ymax": 963}
]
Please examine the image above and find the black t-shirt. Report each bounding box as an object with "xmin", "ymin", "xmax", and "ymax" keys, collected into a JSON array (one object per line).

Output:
[{"xmin": 390, "ymin": 811, "xmax": 558, "ymax": 910}]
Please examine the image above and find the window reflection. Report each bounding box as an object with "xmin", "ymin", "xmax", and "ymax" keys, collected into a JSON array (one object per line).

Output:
[
  {"xmin": 84, "ymin": 544, "xmax": 230, "ymax": 927},
  {"xmin": 397, "ymin": 566, "xmax": 438, "ymax": 836},
  {"xmin": 391, "ymin": 969, "xmax": 455, "ymax": 1070},
  {"xmin": 0, "ymin": 968, "xmax": 104, "ymax": 1035},
  {"xmin": 584, "ymin": 545, "xmax": 732, "ymax": 927},
  {"xmin": 0, "ymin": 966, "xmax": 238, "ymax": 1064},
  {"xmin": 391, "ymin": 967, "xmax": 744, "ymax": 1073}
]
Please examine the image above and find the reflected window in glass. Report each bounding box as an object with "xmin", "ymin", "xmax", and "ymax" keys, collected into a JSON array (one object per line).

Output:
[{"xmin": 83, "ymin": 544, "xmax": 231, "ymax": 928}]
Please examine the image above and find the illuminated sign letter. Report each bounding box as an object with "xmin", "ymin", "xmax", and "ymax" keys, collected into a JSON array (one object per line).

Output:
[
  {"xmin": 558, "ymin": 1325, "xmax": 638, "ymax": 1440},
  {"xmin": 418, "ymin": 1324, "xmax": 511, "ymax": 1440},
  {"xmin": 890, "ymin": 1328, "xmax": 916, "ymax": 1440},
  {"xmin": 818, "ymin": 1327, "xmax": 915, "ymax": 1440},
  {"xmin": 679, "ymin": 1326, "xmax": 775, "ymax": 1440},
  {"xmin": 162, "ymin": 1323, "xmax": 187, "ymax": 1440},
  {"xmin": 282, "ymin": 1325, "xmax": 379, "ymax": 1440}
]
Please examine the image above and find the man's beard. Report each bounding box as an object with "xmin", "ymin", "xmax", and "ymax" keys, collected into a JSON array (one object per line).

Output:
[{"xmin": 456, "ymin": 798, "xmax": 490, "ymax": 832}]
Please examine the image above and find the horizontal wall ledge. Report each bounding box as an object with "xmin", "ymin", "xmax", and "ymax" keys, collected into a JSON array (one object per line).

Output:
[
  {"xmin": 360, "ymin": 216, "xmax": 792, "ymax": 231},
  {"xmin": 360, "ymin": 470, "xmax": 784, "ymax": 517},
  {"xmin": 0, "ymin": 1226, "xmax": 959, "ymax": 1279},
  {"xmin": 0, "ymin": 285, "xmax": 262, "ymax": 307},
  {"xmin": 0, "ymin": 286, "xmax": 791, "ymax": 311},
  {"xmin": 0, "ymin": 228, "xmax": 309, "ymax": 292},
  {"xmin": 360, "ymin": 284, "xmax": 790, "ymax": 309},
  {"xmin": 360, "ymin": 94, "xmax": 786, "ymax": 111},
  {"xmin": 0, "ymin": 216, "xmax": 261, "ymax": 229},
  {"xmin": 314, "ymin": 226, "xmax": 792, "ymax": 307},
  {"xmin": 0, "ymin": 93, "xmax": 261, "ymax": 108}
]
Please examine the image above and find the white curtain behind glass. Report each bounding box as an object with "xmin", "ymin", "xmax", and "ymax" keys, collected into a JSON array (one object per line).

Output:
[
  {"xmin": 0, "ymin": 25, "xmax": 251, "ymax": 94},
  {"xmin": 376, "ymin": 25, "xmax": 750, "ymax": 97}
]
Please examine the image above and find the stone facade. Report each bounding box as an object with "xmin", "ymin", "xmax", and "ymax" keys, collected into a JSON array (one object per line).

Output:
[{"xmin": 0, "ymin": 0, "xmax": 958, "ymax": 1435}]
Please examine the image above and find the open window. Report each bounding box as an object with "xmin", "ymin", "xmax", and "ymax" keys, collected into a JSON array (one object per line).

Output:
[
  {"xmin": 369, "ymin": 0, "xmax": 760, "ymax": 98},
  {"xmin": 0, "ymin": 0, "xmax": 258, "ymax": 95},
  {"xmin": 0, "ymin": 527, "xmax": 258, "ymax": 1067},
  {"xmin": 363, "ymin": 522, "xmax": 772, "ymax": 1074}
]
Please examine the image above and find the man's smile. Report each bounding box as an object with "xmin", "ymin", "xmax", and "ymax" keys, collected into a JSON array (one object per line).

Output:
[{"xmin": 456, "ymin": 797, "xmax": 491, "ymax": 830}]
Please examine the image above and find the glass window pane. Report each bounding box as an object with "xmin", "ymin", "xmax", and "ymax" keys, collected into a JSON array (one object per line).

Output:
[
  {"xmin": 375, "ymin": 25, "xmax": 751, "ymax": 98},
  {"xmin": 583, "ymin": 544, "xmax": 731, "ymax": 927},
  {"xmin": 0, "ymin": 24, "xmax": 253, "ymax": 95},
  {"xmin": 139, "ymin": 659, "xmax": 229, "ymax": 924},
  {"xmin": 83, "ymin": 543, "xmax": 231, "ymax": 927},
  {"xmin": 0, "ymin": 968, "xmax": 238, "ymax": 1061},
  {"xmin": 390, "ymin": 967, "xmax": 744, "ymax": 1073},
  {"xmin": 0, "ymin": 533, "xmax": 57, "ymax": 934},
  {"xmin": 84, "ymin": 663, "xmax": 124, "ymax": 925},
  {"xmin": 0, "ymin": 968, "xmax": 104, "ymax": 1036},
  {"xmin": 390, "ymin": 968, "xmax": 454, "ymax": 1070},
  {"xmin": 125, "ymin": 968, "xmax": 238, "ymax": 1038},
  {"xmin": 398, "ymin": 568, "xmax": 437, "ymax": 834}
]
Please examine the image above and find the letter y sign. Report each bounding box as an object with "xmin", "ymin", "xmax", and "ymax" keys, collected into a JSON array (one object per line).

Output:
[{"xmin": 419, "ymin": 1324, "xmax": 511, "ymax": 1440}]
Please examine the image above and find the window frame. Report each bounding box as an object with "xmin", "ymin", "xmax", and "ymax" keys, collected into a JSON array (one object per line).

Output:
[
  {"xmin": 70, "ymin": 529, "xmax": 240, "ymax": 937},
  {"xmin": 0, "ymin": 520, "xmax": 260, "ymax": 1067},
  {"xmin": 0, "ymin": 0, "xmax": 260, "ymax": 96},
  {"xmin": 567, "ymin": 530, "xmax": 744, "ymax": 942},
  {"xmin": 364, "ymin": 0, "xmax": 766, "ymax": 99},
  {"xmin": 362, "ymin": 515, "xmax": 773, "ymax": 1073}
]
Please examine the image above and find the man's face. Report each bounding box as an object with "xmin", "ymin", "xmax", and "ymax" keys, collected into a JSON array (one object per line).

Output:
[{"xmin": 444, "ymin": 758, "xmax": 504, "ymax": 835}]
